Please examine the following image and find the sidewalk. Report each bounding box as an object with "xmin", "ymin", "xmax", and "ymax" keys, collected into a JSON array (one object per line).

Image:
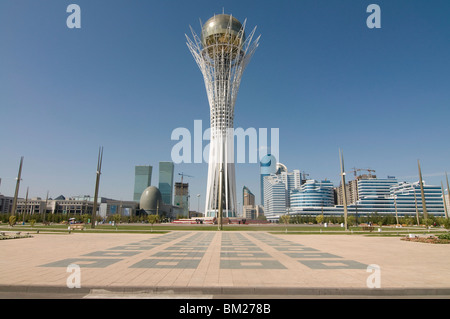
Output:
[{"xmin": 1, "ymin": 231, "xmax": 449, "ymax": 298}]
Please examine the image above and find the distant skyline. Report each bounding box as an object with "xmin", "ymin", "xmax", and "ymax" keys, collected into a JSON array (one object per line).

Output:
[{"xmin": 1, "ymin": 0, "xmax": 450, "ymax": 211}]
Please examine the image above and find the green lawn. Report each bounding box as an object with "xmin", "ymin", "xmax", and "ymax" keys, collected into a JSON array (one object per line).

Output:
[{"xmin": 1, "ymin": 222, "xmax": 448, "ymax": 236}]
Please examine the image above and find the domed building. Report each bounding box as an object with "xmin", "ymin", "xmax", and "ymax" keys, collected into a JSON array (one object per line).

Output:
[
  {"xmin": 140, "ymin": 186, "xmax": 162, "ymax": 214},
  {"xmin": 139, "ymin": 186, "xmax": 184, "ymax": 219}
]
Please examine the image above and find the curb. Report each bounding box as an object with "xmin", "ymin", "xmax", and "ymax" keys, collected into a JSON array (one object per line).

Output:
[{"xmin": 1, "ymin": 285, "xmax": 450, "ymax": 297}]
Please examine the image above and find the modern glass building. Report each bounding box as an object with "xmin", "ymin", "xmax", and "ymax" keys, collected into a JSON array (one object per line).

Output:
[
  {"xmin": 290, "ymin": 180, "xmax": 334, "ymax": 208},
  {"xmin": 260, "ymin": 154, "xmax": 277, "ymax": 205},
  {"xmin": 133, "ymin": 166, "xmax": 152, "ymax": 202},
  {"xmin": 263, "ymin": 166, "xmax": 302, "ymax": 219},
  {"xmin": 263, "ymin": 174, "xmax": 287, "ymax": 219},
  {"xmin": 279, "ymin": 169, "xmax": 301, "ymax": 206},
  {"xmin": 243, "ymin": 186, "xmax": 255, "ymax": 207},
  {"xmin": 390, "ymin": 181, "xmax": 444, "ymax": 216},
  {"xmin": 358, "ymin": 178, "xmax": 398, "ymax": 199},
  {"xmin": 288, "ymin": 177, "xmax": 446, "ymax": 219},
  {"xmin": 0, "ymin": 195, "xmax": 13, "ymax": 213},
  {"xmin": 348, "ymin": 178, "xmax": 399, "ymax": 213},
  {"xmin": 158, "ymin": 161, "xmax": 174, "ymax": 205}
]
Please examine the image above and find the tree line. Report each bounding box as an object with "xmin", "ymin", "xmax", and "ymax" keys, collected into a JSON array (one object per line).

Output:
[
  {"xmin": 280, "ymin": 213, "xmax": 450, "ymax": 228},
  {"xmin": 0, "ymin": 213, "xmax": 168, "ymax": 226}
]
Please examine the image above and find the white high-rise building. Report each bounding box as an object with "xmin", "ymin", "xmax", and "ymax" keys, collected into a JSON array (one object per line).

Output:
[
  {"xmin": 280, "ymin": 169, "xmax": 301, "ymax": 203},
  {"xmin": 263, "ymin": 167, "xmax": 301, "ymax": 218},
  {"xmin": 263, "ymin": 174, "xmax": 287, "ymax": 219}
]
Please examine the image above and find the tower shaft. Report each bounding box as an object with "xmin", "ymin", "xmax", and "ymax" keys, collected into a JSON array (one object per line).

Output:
[{"xmin": 186, "ymin": 15, "xmax": 260, "ymax": 218}]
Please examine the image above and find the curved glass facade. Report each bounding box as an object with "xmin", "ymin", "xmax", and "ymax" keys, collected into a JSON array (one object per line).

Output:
[
  {"xmin": 287, "ymin": 178, "xmax": 446, "ymax": 218},
  {"xmin": 358, "ymin": 178, "xmax": 397, "ymax": 198},
  {"xmin": 290, "ymin": 180, "xmax": 334, "ymax": 208},
  {"xmin": 390, "ymin": 182, "xmax": 444, "ymax": 215}
]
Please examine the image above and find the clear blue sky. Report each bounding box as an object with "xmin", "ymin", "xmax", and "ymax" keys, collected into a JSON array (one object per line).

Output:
[{"xmin": 1, "ymin": 0, "xmax": 450, "ymax": 211}]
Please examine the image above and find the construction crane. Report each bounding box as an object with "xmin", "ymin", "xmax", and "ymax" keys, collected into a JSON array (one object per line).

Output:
[
  {"xmin": 301, "ymin": 171, "xmax": 310, "ymax": 183},
  {"xmin": 178, "ymin": 172, "xmax": 193, "ymax": 184},
  {"xmin": 349, "ymin": 167, "xmax": 376, "ymax": 179}
]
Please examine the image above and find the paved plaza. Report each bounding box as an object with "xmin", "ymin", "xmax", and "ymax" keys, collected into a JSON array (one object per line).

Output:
[{"xmin": 0, "ymin": 231, "xmax": 449, "ymax": 298}]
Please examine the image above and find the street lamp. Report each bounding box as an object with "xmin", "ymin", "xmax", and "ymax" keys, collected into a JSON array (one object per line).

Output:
[
  {"xmin": 413, "ymin": 185, "xmax": 420, "ymax": 226},
  {"xmin": 285, "ymin": 207, "xmax": 290, "ymax": 234},
  {"xmin": 339, "ymin": 149, "xmax": 348, "ymax": 231},
  {"xmin": 393, "ymin": 195, "xmax": 399, "ymax": 226},
  {"xmin": 196, "ymin": 194, "xmax": 201, "ymax": 215},
  {"xmin": 441, "ymin": 182, "xmax": 448, "ymax": 219}
]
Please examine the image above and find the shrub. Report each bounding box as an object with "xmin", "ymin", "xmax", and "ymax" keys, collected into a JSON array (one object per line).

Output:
[
  {"xmin": 423, "ymin": 218, "xmax": 434, "ymax": 227},
  {"xmin": 438, "ymin": 233, "xmax": 450, "ymax": 240},
  {"xmin": 442, "ymin": 218, "xmax": 450, "ymax": 230}
]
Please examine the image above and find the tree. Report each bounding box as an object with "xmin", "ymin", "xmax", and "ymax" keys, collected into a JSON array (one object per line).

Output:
[
  {"xmin": 147, "ymin": 214, "xmax": 160, "ymax": 232},
  {"xmin": 347, "ymin": 215, "xmax": 356, "ymax": 227},
  {"xmin": 257, "ymin": 215, "xmax": 267, "ymax": 221},
  {"xmin": 9, "ymin": 215, "xmax": 16, "ymax": 227},
  {"xmin": 316, "ymin": 215, "xmax": 324, "ymax": 225},
  {"xmin": 423, "ymin": 218, "xmax": 433, "ymax": 228},
  {"xmin": 279, "ymin": 214, "xmax": 290, "ymax": 225},
  {"xmin": 279, "ymin": 214, "xmax": 290, "ymax": 233},
  {"xmin": 82, "ymin": 214, "xmax": 90, "ymax": 224},
  {"xmin": 113, "ymin": 214, "xmax": 121, "ymax": 229},
  {"xmin": 404, "ymin": 217, "xmax": 415, "ymax": 226}
]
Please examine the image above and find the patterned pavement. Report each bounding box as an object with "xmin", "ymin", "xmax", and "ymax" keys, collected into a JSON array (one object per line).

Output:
[{"xmin": 1, "ymin": 231, "xmax": 450, "ymax": 297}]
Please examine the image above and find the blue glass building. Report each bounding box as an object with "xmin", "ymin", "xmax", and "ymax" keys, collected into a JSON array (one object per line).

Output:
[
  {"xmin": 158, "ymin": 161, "xmax": 174, "ymax": 205},
  {"xmin": 288, "ymin": 178, "xmax": 446, "ymax": 218},
  {"xmin": 290, "ymin": 180, "xmax": 334, "ymax": 208},
  {"xmin": 390, "ymin": 181, "xmax": 444, "ymax": 216},
  {"xmin": 133, "ymin": 166, "xmax": 152, "ymax": 202},
  {"xmin": 260, "ymin": 154, "xmax": 277, "ymax": 205}
]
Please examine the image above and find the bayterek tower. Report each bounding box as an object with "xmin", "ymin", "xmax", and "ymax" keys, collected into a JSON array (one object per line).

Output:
[{"xmin": 186, "ymin": 14, "xmax": 260, "ymax": 218}]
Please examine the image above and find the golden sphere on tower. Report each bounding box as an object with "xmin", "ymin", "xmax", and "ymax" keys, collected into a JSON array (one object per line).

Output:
[{"xmin": 201, "ymin": 14, "xmax": 245, "ymax": 60}]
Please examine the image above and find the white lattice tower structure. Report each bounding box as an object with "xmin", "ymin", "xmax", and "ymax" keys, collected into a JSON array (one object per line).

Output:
[{"xmin": 186, "ymin": 14, "xmax": 260, "ymax": 217}]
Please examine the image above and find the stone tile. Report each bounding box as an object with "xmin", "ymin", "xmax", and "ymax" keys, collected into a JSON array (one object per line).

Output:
[
  {"xmin": 221, "ymin": 246, "xmax": 263, "ymax": 251},
  {"xmin": 39, "ymin": 258, "xmax": 123, "ymax": 268},
  {"xmin": 82, "ymin": 251, "xmax": 141, "ymax": 257},
  {"xmin": 220, "ymin": 259, "xmax": 287, "ymax": 269},
  {"xmin": 220, "ymin": 252, "xmax": 272, "ymax": 258},
  {"xmin": 151, "ymin": 251, "xmax": 205, "ymax": 258},
  {"xmin": 130, "ymin": 258, "xmax": 201, "ymax": 269},
  {"xmin": 285, "ymin": 252, "xmax": 343, "ymax": 259},
  {"xmin": 298, "ymin": 259, "xmax": 368, "ymax": 269},
  {"xmin": 107, "ymin": 245, "xmax": 156, "ymax": 250}
]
